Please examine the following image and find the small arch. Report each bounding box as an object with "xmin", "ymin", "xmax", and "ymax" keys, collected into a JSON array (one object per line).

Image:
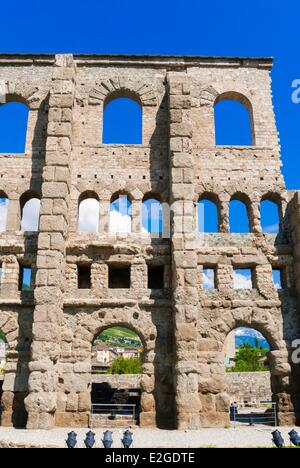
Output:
[
  {"xmin": 223, "ymin": 321, "xmax": 279, "ymax": 352},
  {"xmin": 142, "ymin": 195, "xmax": 163, "ymax": 235},
  {"xmin": 20, "ymin": 192, "xmax": 40, "ymax": 232},
  {"xmin": 214, "ymin": 92, "xmax": 254, "ymax": 146},
  {"xmin": 230, "ymin": 194, "xmax": 251, "ymax": 233},
  {"xmin": 198, "ymin": 194, "xmax": 220, "ymax": 233},
  {"xmin": 110, "ymin": 193, "xmax": 132, "ymax": 233},
  {"xmin": 0, "ymin": 192, "xmax": 9, "ymax": 231},
  {"xmin": 260, "ymin": 195, "xmax": 281, "ymax": 234},
  {"xmin": 103, "ymin": 95, "xmax": 142, "ymax": 144},
  {"xmin": 0, "ymin": 102, "xmax": 29, "ymax": 153},
  {"xmin": 224, "ymin": 327, "xmax": 271, "ymax": 369},
  {"xmin": 77, "ymin": 191, "xmax": 100, "ymax": 233},
  {"xmin": 104, "ymin": 89, "xmax": 142, "ymax": 108}
]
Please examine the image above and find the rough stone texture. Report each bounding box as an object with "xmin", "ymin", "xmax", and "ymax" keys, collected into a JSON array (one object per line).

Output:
[
  {"xmin": 92, "ymin": 373, "xmax": 141, "ymax": 388},
  {"xmin": 0, "ymin": 54, "xmax": 299, "ymax": 429},
  {"xmin": 226, "ymin": 372, "xmax": 272, "ymax": 405}
]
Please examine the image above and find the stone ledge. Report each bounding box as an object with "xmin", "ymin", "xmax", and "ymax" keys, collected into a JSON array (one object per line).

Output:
[{"xmin": 0, "ymin": 440, "xmax": 59, "ymax": 449}]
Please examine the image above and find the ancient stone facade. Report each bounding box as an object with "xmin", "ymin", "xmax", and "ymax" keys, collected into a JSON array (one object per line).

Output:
[
  {"xmin": 226, "ymin": 372, "xmax": 272, "ymax": 405},
  {"xmin": 0, "ymin": 54, "xmax": 299, "ymax": 429}
]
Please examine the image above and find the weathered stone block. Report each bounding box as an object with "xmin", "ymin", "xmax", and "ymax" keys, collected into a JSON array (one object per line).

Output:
[
  {"xmin": 66, "ymin": 393, "xmax": 79, "ymax": 412},
  {"xmin": 55, "ymin": 412, "xmax": 89, "ymax": 428},
  {"xmin": 139, "ymin": 411, "xmax": 156, "ymax": 427}
]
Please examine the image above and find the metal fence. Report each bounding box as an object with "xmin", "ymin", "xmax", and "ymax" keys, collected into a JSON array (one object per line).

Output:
[
  {"xmin": 230, "ymin": 401, "xmax": 277, "ymax": 428},
  {"xmin": 90, "ymin": 403, "xmax": 137, "ymax": 426}
]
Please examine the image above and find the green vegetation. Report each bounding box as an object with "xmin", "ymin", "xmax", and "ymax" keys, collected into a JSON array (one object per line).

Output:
[
  {"xmin": 0, "ymin": 330, "xmax": 6, "ymax": 342},
  {"xmin": 227, "ymin": 343, "xmax": 269, "ymax": 373},
  {"xmin": 95, "ymin": 326, "xmax": 142, "ymax": 349},
  {"xmin": 108, "ymin": 357, "xmax": 143, "ymax": 374}
]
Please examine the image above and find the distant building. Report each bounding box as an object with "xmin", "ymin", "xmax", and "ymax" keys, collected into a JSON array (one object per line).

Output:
[
  {"xmin": 91, "ymin": 343, "xmax": 118, "ymax": 373},
  {"xmin": 115, "ymin": 347, "xmax": 142, "ymax": 360},
  {"xmin": 91, "ymin": 342, "xmax": 142, "ymax": 373}
]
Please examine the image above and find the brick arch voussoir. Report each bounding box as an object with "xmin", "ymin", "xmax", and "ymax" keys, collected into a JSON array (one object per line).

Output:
[
  {"xmin": 79, "ymin": 308, "xmax": 157, "ymax": 354},
  {"xmin": 4, "ymin": 80, "xmax": 49, "ymax": 110},
  {"xmin": 89, "ymin": 77, "xmax": 157, "ymax": 107},
  {"xmin": 199, "ymin": 85, "xmax": 219, "ymax": 106},
  {"xmin": 218, "ymin": 311, "xmax": 283, "ymax": 353}
]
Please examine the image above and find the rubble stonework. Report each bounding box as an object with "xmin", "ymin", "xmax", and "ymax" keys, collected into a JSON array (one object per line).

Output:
[
  {"xmin": 0, "ymin": 54, "xmax": 299, "ymax": 429},
  {"xmin": 225, "ymin": 372, "xmax": 272, "ymax": 405}
]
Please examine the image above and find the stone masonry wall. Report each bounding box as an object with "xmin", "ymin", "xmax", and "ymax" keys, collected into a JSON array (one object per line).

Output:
[
  {"xmin": 0, "ymin": 54, "xmax": 299, "ymax": 429},
  {"xmin": 92, "ymin": 372, "xmax": 274, "ymax": 409},
  {"xmin": 226, "ymin": 372, "xmax": 272, "ymax": 405}
]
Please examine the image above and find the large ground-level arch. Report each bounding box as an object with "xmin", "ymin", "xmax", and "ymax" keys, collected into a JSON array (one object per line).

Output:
[
  {"xmin": 203, "ymin": 303, "xmax": 300, "ymax": 427},
  {"xmin": 55, "ymin": 306, "xmax": 175, "ymax": 429}
]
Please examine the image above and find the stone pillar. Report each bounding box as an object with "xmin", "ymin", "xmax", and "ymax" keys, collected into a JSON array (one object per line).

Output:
[
  {"xmin": 290, "ymin": 193, "xmax": 300, "ymax": 295},
  {"xmin": 168, "ymin": 73, "xmax": 202, "ymax": 429},
  {"xmin": 251, "ymin": 200, "xmax": 262, "ymax": 234},
  {"xmin": 269, "ymin": 349, "xmax": 298, "ymax": 426},
  {"xmin": 131, "ymin": 199, "xmax": 142, "ymax": 234},
  {"xmin": 131, "ymin": 261, "xmax": 147, "ymax": 290},
  {"xmin": 285, "ymin": 191, "xmax": 300, "ymax": 424},
  {"xmin": 6, "ymin": 198, "xmax": 20, "ymax": 232},
  {"xmin": 2, "ymin": 255, "xmax": 19, "ymax": 295},
  {"xmin": 219, "ymin": 194, "xmax": 230, "ymax": 233},
  {"xmin": 0, "ymin": 310, "xmax": 31, "ymax": 428},
  {"xmin": 24, "ymin": 54, "xmax": 76, "ymax": 429},
  {"xmin": 217, "ymin": 264, "xmax": 234, "ymax": 291},
  {"xmin": 255, "ymin": 263, "xmax": 274, "ymax": 297},
  {"xmin": 140, "ymin": 361, "xmax": 156, "ymax": 427},
  {"xmin": 91, "ymin": 262, "xmax": 108, "ymax": 290},
  {"xmin": 99, "ymin": 199, "xmax": 110, "ymax": 235},
  {"xmin": 65, "ymin": 264, "xmax": 77, "ymax": 292}
]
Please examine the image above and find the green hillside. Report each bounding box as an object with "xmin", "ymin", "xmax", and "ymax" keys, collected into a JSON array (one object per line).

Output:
[{"xmin": 95, "ymin": 326, "xmax": 142, "ymax": 349}]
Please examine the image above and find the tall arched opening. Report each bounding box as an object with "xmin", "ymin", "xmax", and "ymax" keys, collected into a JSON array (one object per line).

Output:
[
  {"xmin": 90, "ymin": 325, "xmax": 148, "ymax": 428},
  {"xmin": 224, "ymin": 327, "xmax": 275, "ymax": 426}
]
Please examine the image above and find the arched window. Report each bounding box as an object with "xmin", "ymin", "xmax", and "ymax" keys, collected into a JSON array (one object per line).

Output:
[
  {"xmin": 198, "ymin": 198, "xmax": 219, "ymax": 233},
  {"xmin": 110, "ymin": 194, "xmax": 132, "ymax": 234},
  {"xmin": 20, "ymin": 195, "xmax": 40, "ymax": 232},
  {"xmin": 142, "ymin": 197, "xmax": 162, "ymax": 235},
  {"xmin": 91, "ymin": 326, "xmax": 144, "ymax": 423},
  {"xmin": 77, "ymin": 193, "xmax": 100, "ymax": 233},
  {"xmin": 0, "ymin": 194, "xmax": 9, "ymax": 231},
  {"xmin": 214, "ymin": 93, "xmax": 254, "ymax": 146},
  {"xmin": 103, "ymin": 97, "xmax": 142, "ymax": 144},
  {"xmin": 0, "ymin": 102, "xmax": 29, "ymax": 153},
  {"xmin": 260, "ymin": 199, "xmax": 280, "ymax": 234},
  {"xmin": 229, "ymin": 199, "xmax": 250, "ymax": 233}
]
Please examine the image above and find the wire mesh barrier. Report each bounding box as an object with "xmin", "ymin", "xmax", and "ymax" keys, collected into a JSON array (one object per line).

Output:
[
  {"xmin": 90, "ymin": 403, "xmax": 137, "ymax": 428},
  {"xmin": 230, "ymin": 402, "xmax": 277, "ymax": 428}
]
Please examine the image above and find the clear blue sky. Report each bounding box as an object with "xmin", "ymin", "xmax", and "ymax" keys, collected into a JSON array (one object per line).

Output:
[{"xmin": 0, "ymin": 0, "xmax": 299, "ymax": 189}]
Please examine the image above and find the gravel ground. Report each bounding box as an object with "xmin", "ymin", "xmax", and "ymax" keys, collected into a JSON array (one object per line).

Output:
[{"xmin": 0, "ymin": 425, "xmax": 297, "ymax": 448}]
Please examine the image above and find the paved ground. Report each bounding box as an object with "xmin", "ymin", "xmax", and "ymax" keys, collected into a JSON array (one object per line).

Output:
[{"xmin": 0, "ymin": 425, "xmax": 297, "ymax": 448}]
